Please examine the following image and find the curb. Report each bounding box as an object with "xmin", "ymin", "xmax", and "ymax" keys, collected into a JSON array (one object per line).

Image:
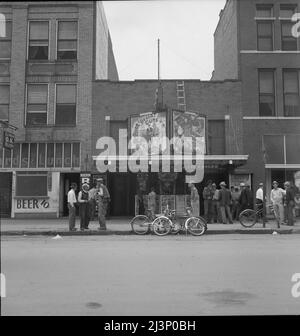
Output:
[{"xmin": 1, "ymin": 228, "xmax": 299, "ymax": 236}]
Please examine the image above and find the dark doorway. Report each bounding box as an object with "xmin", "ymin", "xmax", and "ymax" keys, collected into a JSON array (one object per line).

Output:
[
  {"xmin": 60, "ymin": 173, "xmax": 80, "ymax": 217},
  {"xmin": 109, "ymin": 173, "xmax": 136, "ymax": 217},
  {"xmin": 0, "ymin": 172, "xmax": 12, "ymax": 218}
]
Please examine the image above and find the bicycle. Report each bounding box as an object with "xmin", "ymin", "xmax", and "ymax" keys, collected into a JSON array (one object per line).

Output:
[
  {"xmin": 131, "ymin": 207, "xmax": 207, "ymax": 236},
  {"xmin": 130, "ymin": 209, "xmax": 173, "ymax": 236},
  {"xmin": 239, "ymin": 203, "xmax": 275, "ymax": 228}
]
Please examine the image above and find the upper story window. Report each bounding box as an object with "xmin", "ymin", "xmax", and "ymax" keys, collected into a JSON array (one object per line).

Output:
[
  {"xmin": 257, "ymin": 21, "xmax": 274, "ymax": 51},
  {"xmin": 280, "ymin": 4, "xmax": 297, "ymax": 18},
  {"xmin": 57, "ymin": 21, "xmax": 78, "ymax": 60},
  {"xmin": 26, "ymin": 84, "xmax": 48, "ymax": 126},
  {"xmin": 283, "ymin": 70, "xmax": 300, "ymax": 117},
  {"xmin": 0, "ymin": 85, "xmax": 9, "ymax": 122},
  {"xmin": 0, "ymin": 20, "xmax": 12, "ymax": 59},
  {"xmin": 281, "ymin": 21, "xmax": 298, "ymax": 50},
  {"xmin": 55, "ymin": 84, "xmax": 77, "ymax": 126},
  {"xmin": 256, "ymin": 4, "xmax": 274, "ymax": 18},
  {"xmin": 28, "ymin": 21, "xmax": 49, "ymax": 60},
  {"xmin": 207, "ymin": 120, "xmax": 225, "ymax": 155},
  {"xmin": 258, "ymin": 69, "xmax": 275, "ymax": 116}
]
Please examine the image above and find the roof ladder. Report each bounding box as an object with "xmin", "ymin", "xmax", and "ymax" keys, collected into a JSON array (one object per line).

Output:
[{"xmin": 176, "ymin": 80, "xmax": 186, "ymax": 112}]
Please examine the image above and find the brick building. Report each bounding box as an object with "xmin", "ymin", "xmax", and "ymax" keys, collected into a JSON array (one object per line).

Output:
[
  {"xmin": 0, "ymin": 1, "xmax": 118, "ymax": 218},
  {"xmin": 92, "ymin": 80, "xmax": 248, "ymax": 216},
  {"xmin": 212, "ymin": 0, "xmax": 300, "ymax": 203}
]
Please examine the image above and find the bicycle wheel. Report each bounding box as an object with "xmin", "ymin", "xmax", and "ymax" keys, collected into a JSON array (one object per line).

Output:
[
  {"xmin": 152, "ymin": 216, "xmax": 172, "ymax": 236},
  {"xmin": 130, "ymin": 215, "xmax": 151, "ymax": 235},
  {"xmin": 239, "ymin": 209, "xmax": 257, "ymax": 228},
  {"xmin": 185, "ymin": 217, "xmax": 206, "ymax": 236},
  {"xmin": 171, "ymin": 219, "xmax": 181, "ymax": 234}
]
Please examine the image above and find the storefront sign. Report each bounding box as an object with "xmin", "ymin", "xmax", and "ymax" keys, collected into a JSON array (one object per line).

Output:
[
  {"xmin": 3, "ymin": 131, "xmax": 14, "ymax": 149},
  {"xmin": 80, "ymin": 173, "xmax": 91, "ymax": 188},
  {"xmin": 16, "ymin": 198, "xmax": 50, "ymax": 210}
]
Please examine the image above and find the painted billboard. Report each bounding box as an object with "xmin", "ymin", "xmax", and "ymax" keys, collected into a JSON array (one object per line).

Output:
[
  {"xmin": 172, "ymin": 110, "xmax": 206, "ymax": 154},
  {"xmin": 129, "ymin": 112, "xmax": 167, "ymax": 156}
]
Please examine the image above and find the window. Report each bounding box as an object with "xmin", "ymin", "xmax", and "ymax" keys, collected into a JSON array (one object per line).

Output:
[
  {"xmin": 0, "ymin": 142, "xmax": 80, "ymax": 169},
  {"xmin": 256, "ymin": 4, "xmax": 273, "ymax": 18},
  {"xmin": 281, "ymin": 21, "xmax": 298, "ymax": 50},
  {"xmin": 259, "ymin": 70, "xmax": 275, "ymax": 116},
  {"xmin": 280, "ymin": 4, "xmax": 297, "ymax": 18},
  {"xmin": 257, "ymin": 22, "xmax": 273, "ymax": 51},
  {"xmin": 16, "ymin": 172, "xmax": 48, "ymax": 197},
  {"xmin": 0, "ymin": 85, "xmax": 9, "ymax": 121},
  {"xmin": 0, "ymin": 20, "xmax": 12, "ymax": 59},
  {"xmin": 207, "ymin": 120, "xmax": 225, "ymax": 155},
  {"xmin": 28, "ymin": 21, "xmax": 49, "ymax": 60},
  {"xmin": 55, "ymin": 84, "xmax": 76, "ymax": 126},
  {"xmin": 26, "ymin": 84, "xmax": 48, "ymax": 126},
  {"xmin": 57, "ymin": 21, "xmax": 77, "ymax": 60},
  {"xmin": 283, "ymin": 70, "xmax": 300, "ymax": 116}
]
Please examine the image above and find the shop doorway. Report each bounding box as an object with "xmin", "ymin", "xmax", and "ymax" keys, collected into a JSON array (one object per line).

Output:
[
  {"xmin": 60, "ymin": 173, "xmax": 80, "ymax": 217},
  {"xmin": 108, "ymin": 173, "xmax": 136, "ymax": 217},
  {"xmin": 0, "ymin": 172, "xmax": 12, "ymax": 218}
]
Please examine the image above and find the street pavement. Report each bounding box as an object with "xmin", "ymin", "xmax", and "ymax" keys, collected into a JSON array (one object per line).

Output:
[
  {"xmin": 1, "ymin": 234, "xmax": 300, "ymax": 316},
  {"xmin": 1, "ymin": 217, "xmax": 300, "ymax": 235}
]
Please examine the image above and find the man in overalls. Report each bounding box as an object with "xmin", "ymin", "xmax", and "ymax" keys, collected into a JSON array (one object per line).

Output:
[{"xmin": 95, "ymin": 178, "xmax": 110, "ymax": 230}]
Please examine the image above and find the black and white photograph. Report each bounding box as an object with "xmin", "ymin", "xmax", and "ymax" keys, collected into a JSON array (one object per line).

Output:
[{"xmin": 0, "ymin": 0, "xmax": 300, "ymax": 320}]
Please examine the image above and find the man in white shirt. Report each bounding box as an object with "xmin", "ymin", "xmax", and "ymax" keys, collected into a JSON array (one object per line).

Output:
[
  {"xmin": 255, "ymin": 183, "xmax": 265, "ymax": 223},
  {"xmin": 270, "ymin": 181, "xmax": 285, "ymax": 228},
  {"xmin": 67, "ymin": 183, "xmax": 77, "ymax": 231}
]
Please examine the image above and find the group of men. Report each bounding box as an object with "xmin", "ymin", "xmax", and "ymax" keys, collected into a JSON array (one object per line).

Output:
[
  {"xmin": 201, "ymin": 179, "xmax": 298, "ymax": 227},
  {"xmin": 67, "ymin": 178, "xmax": 110, "ymax": 231},
  {"xmin": 201, "ymin": 180, "xmax": 253, "ymax": 224}
]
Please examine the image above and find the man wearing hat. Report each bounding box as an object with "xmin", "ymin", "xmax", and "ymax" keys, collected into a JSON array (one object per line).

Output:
[
  {"xmin": 255, "ymin": 183, "xmax": 265, "ymax": 222},
  {"xmin": 78, "ymin": 183, "xmax": 90, "ymax": 231},
  {"xmin": 95, "ymin": 178, "xmax": 111, "ymax": 230},
  {"xmin": 238, "ymin": 182, "xmax": 251, "ymax": 215},
  {"xmin": 270, "ymin": 181, "xmax": 285, "ymax": 228},
  {"xmin": 218, "ymin": 182, "xmax": 233, "ymax": 224}
]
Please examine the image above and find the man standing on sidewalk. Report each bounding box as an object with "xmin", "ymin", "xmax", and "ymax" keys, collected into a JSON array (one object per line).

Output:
[
  {"xmin": 270, "ymin": 181, "xmax": 285, "ymax": 228},
  {"xmin": 95, "ymin": 178, "xmax": 110, "ymax": 230},
  {"xmin": 78, "ymin": 183, "xmax": 90, "ymax": 231},
  {"xmin": 203, "ymin": 180, "xmax": 214, "ymax": 223},
  {"xmin": 219, "ymin": 182, "xmax": 233, "ymax": 224},
  {"xmin": 67, "ymin": 183, "xmax": 77, "ymax": 231},
  {"xmin": 189, "ymin": 183, "xmax": 200, "ymax": 217},
  {"xmin": 284, "ymin": 181, "xmax": 295, "ymax": 226}
]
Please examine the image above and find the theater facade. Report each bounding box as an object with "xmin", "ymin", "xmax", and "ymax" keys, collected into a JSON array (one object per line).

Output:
[{"xmin": 92, "ymin": 79, "xmax": 249, "ymax": 217}]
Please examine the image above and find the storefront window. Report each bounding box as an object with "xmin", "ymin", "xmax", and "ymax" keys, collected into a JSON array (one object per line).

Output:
[
  {"xmin": 64, "ymin": 143, "xmax": 71, "ymax": 167},
  {"xmin": 46, "ymin": 143, "xmax": 54, "ymax": 168},
  {"xmin": 55, "ymin": 143, "xmax": 63, "ymax": 168},
  {"xmin": 16, "ymin": 172, "xmax": 48, "ymax": 197},
  {"xmin": 3, "ymin": 148, "xmax": 11, "ymax": 168},
  {"xmin": 29, "ymin": 143, "xmax": 37, "ymax": 168},
  {"xmin": 12, "ymin": 143, "xmax": 20, "ymax": 168},
  {"xmin": 72, "ymin": 142, "xmax": 80, "ymax": 168},
  {"xmin": 38, "ymin": 143, "xmax": 46, "ymax": 168},
  {"xmin": 21, "ymin": 143, "xmax": 29, "ymax": 168}
]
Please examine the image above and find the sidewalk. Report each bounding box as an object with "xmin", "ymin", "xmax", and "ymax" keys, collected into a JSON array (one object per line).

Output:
[{"xmin": 1, "ymin": 217, "xmax": 300, "ymax": 236}]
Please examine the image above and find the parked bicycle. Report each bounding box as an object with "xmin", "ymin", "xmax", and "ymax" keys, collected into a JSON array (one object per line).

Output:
[
  {"xmin": 239, "ymin": 203, "xmax": 275, "ymax": 228},
  {"xmin": 130, "ymin": 206, "xmax": 207, "ymax": 236}
]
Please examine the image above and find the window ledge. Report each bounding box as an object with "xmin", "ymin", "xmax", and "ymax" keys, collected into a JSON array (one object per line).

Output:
[{"xmin": 14, "ymin": 196, "xmax": 49, "ymax": 199}]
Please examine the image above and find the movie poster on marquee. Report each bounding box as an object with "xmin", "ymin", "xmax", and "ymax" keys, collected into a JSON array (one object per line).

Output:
[
  {"xmin": 172, "ymin": 110, "xmax": 206, "ymax": 154},
  {"xmin": 129, "ymin": 112, "xmax": 167, "ymax": 156}
]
